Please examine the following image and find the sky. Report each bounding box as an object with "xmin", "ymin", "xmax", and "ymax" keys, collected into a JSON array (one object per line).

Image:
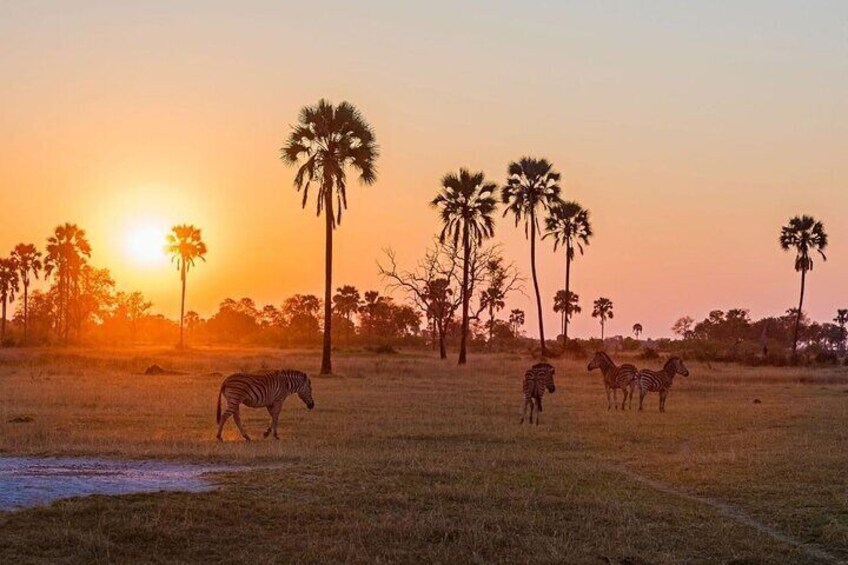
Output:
[{"xmin": 1, "ymin": 1, "xmax": 846, "ymax": 338}]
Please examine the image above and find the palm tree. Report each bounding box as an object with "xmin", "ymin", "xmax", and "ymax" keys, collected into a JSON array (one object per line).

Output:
[
  {"xmin": 281, "ymin": 99, "xmax": 378, "ymax": 374},
  {"xmin": 633, "ymin": 323, "xmax": 643, "ymax": 339},
  {"xmin": 544, "ymin": 200, "xmax": 592, "ymax": 346},
  {"xmin": 11, "ymin": 243, "xmax": 42, "ymax": 344},
  {"xmin": 779, "ymin": 215, "xmax": 827, "ymax": 355},
  {"xmin": 592, "ymin": 297, "xmax": 614, "ymax": 341},
  {"xmin": 431, "ymin": 169, "xmax": 497, "ymax": 365},
  {"xmin": 502, "ymin": 158, "xmax": 562, "ymax": 357},
  {"xmin": 552, "ymin": 290, "xmax": 581, "ymax": 340},
  {"xmin": 834, "ymin": 309, "xmax": 848, "ymax": 354},
  {"xmin": 509, "ymin": 309, "xmax": 525, "ymax": 337},
  {"xmin": 0, "ymin": 258, "xmax": 19, "ymax": 345},
  {"xmin": 45, "ymin": 223, "xmax": 92, "ymax": 343},
  {"xmin": 166, "ymin": 225, "xmax": 207, "ymax": 349}
]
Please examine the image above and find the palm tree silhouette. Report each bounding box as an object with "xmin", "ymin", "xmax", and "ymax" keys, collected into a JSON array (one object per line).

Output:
[
  {"xmin": 544, "ymin": 200, "xmax": 592, "ymax": 346},
  {"xmin": 431, "ymin": 169, "xmax": 497, "ymax": 365},
  {"xmin": 633, "ymin": 323, "xmax": 643, "ymax": 339},
  {"xmin": 45, "ymin": 223, "xmax": 91, "ymax": 343},
  {"xmin": 0, "ymin": 258, "xmax": 19, "ymax": 345},
  {"xmin": 166, "ymin": 225, "xmax": 207, "ymax": 349},
  {"xmin": 509, "ymin": 309, "xmax": 525, "ymax": 337},
  {"xmin": 779, "ymin": 215, "xmax": 827, "ymax": 355},
  {"xmin": 834, "ymin": 309, "xmax": 848, "ymax": 354},
  {"xmin": 502, "ymin": 158, "xmax": 562, "ymax": 358},
  {"xmin": 11, "ymin": 243, "xmax": 42, "ymax": 344},
  {"xmin": 592, "ymin": 297, "xmax": 614, "ymax": 341},
  {"xmin": 281, "ymin": 99, "xmax": 378, "ymax": 374},
  {"xmin": 552, "ymin": 290, "xmax": 581, "ymax": 340}
]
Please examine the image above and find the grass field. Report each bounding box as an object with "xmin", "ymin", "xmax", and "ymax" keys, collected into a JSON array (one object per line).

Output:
[{"xmin": 0, "ymin": 347, "xmax": 846, "ymax": 564}]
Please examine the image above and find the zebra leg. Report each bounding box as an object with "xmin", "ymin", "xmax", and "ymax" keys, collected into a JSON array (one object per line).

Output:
[
  {"xmin": 605, "ymin": 384, "xmax": 612, "ymax": 410},
  {"xmin": 535, "ymin": 397, "xmax": 542, "ymax": 426},
  {"xmin": 216, "ymin": 410, "xmax": 232, "ymax": 441},
  {"xmin": 270, "ymin": 401, "xmax": 282, "ymax": 440},
  {"xmin": 263, "ymin": 406, "xmax": 274, "ymax": 438},
  {"xmin": 660, "ymin": 390, "xmax": 667, "ymax": 412},
  {"xmin": 638, "ymin": 389, "xmax": 646, "ymax": 411},
  {"xmin": 620, "ymin": 387, "xmax": 628, "ymax": 411},
  {"xmin": 612, "ymin": 388, "xmax": 619, "ymax": 411},
  {"xmin": 528, "ymin": 399, "xmax": 535, "ymax": 424},
  {"xmin": 231, "ymin": 406, "xmax": 251, "ymax": 441},
  {"xmin": 520, "ymin": 399, "xmax": 529, "ymax": 424}
]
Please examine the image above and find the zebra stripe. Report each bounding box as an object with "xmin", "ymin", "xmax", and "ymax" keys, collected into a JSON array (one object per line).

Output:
[
  {"xmin": 520, "ymin": 362, "xmax": 556, "ymax": 425},
  {"xmin": 216, "ymin": 370, "xmax": 315, "ymax": 441},
  {"xmin": 587, "ymin": 351, "xmax": 638, "ymax": 410},
  {"xmin": 636, "ymin": 357, "xmax": 689, "ymax": 412}
]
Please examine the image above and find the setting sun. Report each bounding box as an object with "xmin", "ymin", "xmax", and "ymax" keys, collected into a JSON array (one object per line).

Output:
[{"xmin": 124, "ymin": 223, "xmax": 167, "ymax": 266}]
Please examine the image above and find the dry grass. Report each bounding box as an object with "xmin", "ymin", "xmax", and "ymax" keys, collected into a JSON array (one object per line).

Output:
[{"xmin": 0, "ymin": 347, "xmax": 846, "ymax": 563}]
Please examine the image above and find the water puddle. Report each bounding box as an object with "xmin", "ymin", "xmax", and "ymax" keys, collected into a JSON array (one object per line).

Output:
[{"xmin": 0, "ymin": 456, "xmax": 229, "ymax": 511}]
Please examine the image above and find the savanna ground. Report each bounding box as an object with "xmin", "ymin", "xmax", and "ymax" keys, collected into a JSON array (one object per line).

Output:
[{"xmin": 0, "ymin": 347, "xmax": 846, "ymax": 564}]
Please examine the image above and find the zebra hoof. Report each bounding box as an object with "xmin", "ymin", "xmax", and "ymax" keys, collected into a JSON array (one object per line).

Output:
[
  {"xmin": 243, "ymin": 436, "xmax": 251, "ymax": 442},
  {"xmin": 216, "ymin": 436, "xmax": 223, "ymax": 442},
  {"xmin": 262, "ymin": 430, "xmax": 271, "ymax": 438}
]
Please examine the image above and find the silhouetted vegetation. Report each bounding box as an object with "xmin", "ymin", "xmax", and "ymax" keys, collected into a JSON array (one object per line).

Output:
[{"xmin": 281, "ymin": 99, "xmax": 378, "ymax": 374}]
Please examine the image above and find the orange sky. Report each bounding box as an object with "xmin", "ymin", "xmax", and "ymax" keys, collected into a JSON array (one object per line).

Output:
[{"xmin": 1, "ymin": 2, "xmax": 846, "ymax": 338}]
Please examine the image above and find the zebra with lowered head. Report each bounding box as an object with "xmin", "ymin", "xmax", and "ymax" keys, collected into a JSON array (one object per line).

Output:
[
  {"xmin": 587, "ymin": 351, "xmax": 638, "ymax": 410},
  {"xmin": 520, "ymin": 362, "xmax": 556, "ymax": 425},
  {"xmin": 216, "ymin": 369, "xmax": 314, "ymax": 441},
  {"xmin": 636, "ymin": 357, "xmax": 689, "ymax": 412}
]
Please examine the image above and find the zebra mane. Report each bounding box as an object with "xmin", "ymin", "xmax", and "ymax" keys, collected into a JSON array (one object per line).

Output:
[{"xmin": 594, "ymin": 351, "xmax": 614, "ymax": 367}]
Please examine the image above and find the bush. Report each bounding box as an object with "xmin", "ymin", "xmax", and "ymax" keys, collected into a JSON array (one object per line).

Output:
[
  {"xmin": 639, "ymin": 348, "xmax": 660, "ymax": 361},
  {"xmin": 366, "ymin": 343, "xmax": 397, "ymax": 355},
  {"xmin": 815, "ymin": 350, "xmax": 839, "ymax": 365}
]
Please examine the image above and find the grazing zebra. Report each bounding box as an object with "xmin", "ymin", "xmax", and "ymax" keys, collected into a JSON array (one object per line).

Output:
[
  {"xmin": 520, "ymin": 362, "xmax": 556, "ymax": 425},
  {"xmin": 587, "ymin": 351, "xmax": 638, "ymax": 410},
  {"xmin": 216, "ymin": 370, "xmax": 315, "ymax": 441},
  {"xmin": 636, "ymin": 357, "xmax": 689, "ymax": 412}
]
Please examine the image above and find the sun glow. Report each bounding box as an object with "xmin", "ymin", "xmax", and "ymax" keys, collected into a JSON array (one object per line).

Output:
[{"xmin": 124, "ymin": 223, "xmax": 168, "ymax": 266}]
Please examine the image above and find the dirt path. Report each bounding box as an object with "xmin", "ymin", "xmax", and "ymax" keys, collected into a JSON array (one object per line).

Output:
[{"xmin": 611, "ymin": 464, "xmax": 844, "ymax": 564}]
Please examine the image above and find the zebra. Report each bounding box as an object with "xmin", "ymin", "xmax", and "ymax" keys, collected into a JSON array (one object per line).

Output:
[
  {"xmin": 636, "ymin": 357, "xmax": 689, "ymax": 412},
  {"xmin": 520, "ymin": 362, "xmax": 556, "ymax": 425},
  {"xmin": 587, "ymin": 351, "xmax": 638, "ymax": 410},
  {"xmin": 215, "ymin": 370, "xmax": 314, "ymax": 441}
]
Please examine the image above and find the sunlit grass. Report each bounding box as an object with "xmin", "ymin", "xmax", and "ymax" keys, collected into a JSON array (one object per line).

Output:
[{"xmin": 0, "ymin": 347, "xmax": 846, "ymax": 563}]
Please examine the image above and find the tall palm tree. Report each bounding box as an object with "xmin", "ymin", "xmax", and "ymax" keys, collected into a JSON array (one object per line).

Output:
[
  {"xmin": 281, "ymin": 99, "xmax": 378, "ymax": 374},
  {"xmin": 552, "ymin": 290, "xmax": 581, "ymax": 340},
  {"xmin": 509, "ymin": 309, "xmax": 525, "ymax": 337},
  {"xmin": 835, "ymin": 309, "xmax": 848, "ymax": 354},
  {"xmin": 11, "ymin": 243, "xmax": 42, "ymax": 344},
  {"xmin": 544, "ymin": 200, "xmax": 592, "ymax": 346},
  {"xmin": 431, "ymin": 169, "xmax": 497, "ymax": 365},
  {"xmin": 632, "ymin": 323, "xmax": 643, "ymax": 339},
  {"xmin": 45, "ymin": 223, "xmax": 91, "ymax": 343},
  {"xmin": 502, "ymin": 158, "xmax": 562, "ymax": 357},
  {"xmin": 592, "ymin": 297, "xmax": 614, "ymax": 341},
  {"xmin": 166, "ymin": 225, "xmax": 207, "ymax": 349},
  {"xmin": 779, "ymin": 215, "xmax": 827, "ymax": 355},
  {"xmin": 0, "ymin": 258, "xmax": 19, "ymax": 345}
]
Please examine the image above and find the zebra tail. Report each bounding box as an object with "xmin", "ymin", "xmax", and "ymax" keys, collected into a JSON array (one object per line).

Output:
[{"xmin": 216, "ymin": 385, "xmax": 223, "ymax": 424}]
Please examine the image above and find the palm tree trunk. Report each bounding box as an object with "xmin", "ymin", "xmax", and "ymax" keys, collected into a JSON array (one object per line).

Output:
[
  {"xmin": 792, "ymin": 268, "xmax": 806, "ymax": 355},
  {"xmin": 600, "ymin": 318, "xmax": 605, "ymax": 341},
  {"xmin": 488, "ymin": 303, "xmax": 495, "ymax": 350},
  {"xmin": 563, "ymin": 244, "xmax": 572, "ymax": 347},
  {"xmin": 530, "ymin": 212, "xmax": 547, "ymax": 357},
  {"xmin": 439, "ymin": 323, "xmax": 447, "ymax": 359},
  {"xmin": 321, "ymin": 191, "xmax": 333, "ymax": 374},
  {"xmin": 1, "ymin": 296, "xmax": 6, "ymax": 346},
  {"xmin": 23, "ymin": 279, "xmax": 29, "ymax": 345},
  {"xmin": 458, "ymin": 225, "xmax": 471, "ymax": 365},
  {"xmin": 179, "ymin": 262, "xmax": 187, "ymax": 348}
]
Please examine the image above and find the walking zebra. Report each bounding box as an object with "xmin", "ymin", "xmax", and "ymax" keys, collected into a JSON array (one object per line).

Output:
[
  {"xmin": 636, "ymin": 357, "xmax": 689, "ymax": 412},
  {"xmin": 520, "ymin": 362, "xmax": 556, "ymax": 425},
  {"xmin": 587, "ymin": 351, "xmax": 638, "ymax": 410},
  {"xmin": 216, "ymin": 370, "xmax": 314, "ymax": 441}
]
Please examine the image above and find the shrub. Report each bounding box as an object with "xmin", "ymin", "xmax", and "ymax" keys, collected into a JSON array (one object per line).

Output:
[{"xmin": 639, "ymin": 348, "xmax": 660, "ymax": 361}]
